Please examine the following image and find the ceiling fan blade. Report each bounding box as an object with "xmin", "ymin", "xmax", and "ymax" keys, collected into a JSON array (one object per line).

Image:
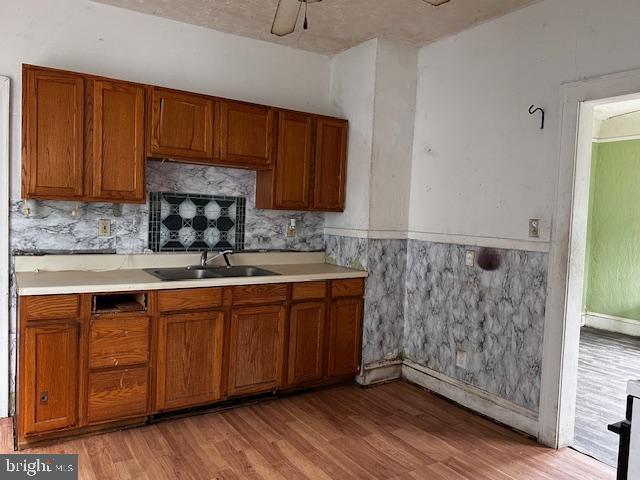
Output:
[
  {"xmin": 271, "ymin": 0, "xmax": 303, "ymax": 37},
  {"xmin": 423, "ymin": 0, "xmax": 451, "ymax": 5}
]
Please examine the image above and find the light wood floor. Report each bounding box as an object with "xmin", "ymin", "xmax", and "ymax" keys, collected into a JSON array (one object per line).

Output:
[
  {"xmin": 575, "ymin": 327, "xmax": 640, "ymax": 466},
  {"xmin": 1, "ymin": 382, "xmax": 614, "ymax": 479}
]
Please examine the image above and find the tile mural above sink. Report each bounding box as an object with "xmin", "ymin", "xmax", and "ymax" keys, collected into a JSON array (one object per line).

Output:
[{"xmin": 148, "ymin": 192, "xmax": 246, "ymax": 252}]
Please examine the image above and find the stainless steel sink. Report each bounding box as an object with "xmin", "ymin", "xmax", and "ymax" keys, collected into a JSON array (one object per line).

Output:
[{"xmin": 144, "ymin": 265, "xmax": 280, "ymax": 281}]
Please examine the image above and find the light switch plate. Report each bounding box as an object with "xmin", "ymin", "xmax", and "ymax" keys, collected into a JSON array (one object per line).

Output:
[
  {"xmin": 465, "ymin": 250, "xmax": 475, "ymax": 267},
  {"xmin": 529, "ymin": 218, "xmax": 540, "ymax": 238},
  {"xmin": 98, "ymin": 219, "xmax": 111, "ymax": 237}
]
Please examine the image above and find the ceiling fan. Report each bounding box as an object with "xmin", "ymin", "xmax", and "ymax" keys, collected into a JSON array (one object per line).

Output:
[{"xmin": 271, "ymin": 0, "xmax": 451, "ymax": 37}]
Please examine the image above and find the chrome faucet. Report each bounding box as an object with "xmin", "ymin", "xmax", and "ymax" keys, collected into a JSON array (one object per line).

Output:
[{"xmin": 200, "ymin": 249, "xmax": 234, "ymax": 268}]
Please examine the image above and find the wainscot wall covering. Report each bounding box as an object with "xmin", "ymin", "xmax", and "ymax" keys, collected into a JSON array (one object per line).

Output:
[
  {"xmin": 326, "ymin": 234, "xmax": 547, "ymax": 412},
  {"xmin": 7, "ymin": 161, "xmax": 326, "ymax": 411}
]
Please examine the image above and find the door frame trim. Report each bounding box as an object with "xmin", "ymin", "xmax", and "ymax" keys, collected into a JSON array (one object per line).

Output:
[
  {"xmin": 539, "ymin": 66, "xmax": 640, "ymax": 447},
  {"xmin": 0, "ymin": 76, "xmax": 10, "ymax": 418}
]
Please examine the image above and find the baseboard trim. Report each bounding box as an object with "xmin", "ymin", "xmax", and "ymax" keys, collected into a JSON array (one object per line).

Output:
[
  {"xmin": 356, "ymin": 359, "xmax": 403, "ymax": 386},
  {"xmin": 584, "ymin": 312, "xmax": 640, "ymax": 337},
  {"xmin": 401, "ymin": 360, "xmax": 539, "ymax": 438}
]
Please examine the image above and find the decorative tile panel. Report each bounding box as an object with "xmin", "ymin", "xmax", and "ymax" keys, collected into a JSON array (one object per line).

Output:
[{"xmin": 149, "ymin": 192, "xmax": 245, "ymax": 252}]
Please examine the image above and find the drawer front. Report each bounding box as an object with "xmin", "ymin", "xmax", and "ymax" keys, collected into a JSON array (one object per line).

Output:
[
  {"xmin": 232, "ymin": 284, "xmax": 288, "ymax": 306},
  {"xmin": 291, "ymin": 282, "xmax": 327, "ymax": 301},
  {"xmin": 23, "ymin": 295, "xmax": 80, "ymax": 321},
  {"xmin": 331, "ymin": 278, "xmax": 365, "ymax": 298},
  {"xmin": 89, "ymin": 316, "xmax": 150, "ymax": 369},
  {"xmin": 158, "ymin": 287, "xmax": 223, "ymax": 313},
  {"xmin": 87, "ymin": 367, "xmax": 148, "ymax": 423}
]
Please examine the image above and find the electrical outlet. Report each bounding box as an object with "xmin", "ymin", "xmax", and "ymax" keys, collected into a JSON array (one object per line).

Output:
[
  {"xmin": 98, "ymin": 219, "xmax": 111, "ymax": 237},
  {"xmin": 529, "ymin": 218, "xmax": 540, "ymax": 238},
  {"xmin": 456, "ymin": 350, "xmax": 467, "ymax": 369},
  {"xmin": 465, "ymin": 250, "xmax": 475, "ymax": 267}
]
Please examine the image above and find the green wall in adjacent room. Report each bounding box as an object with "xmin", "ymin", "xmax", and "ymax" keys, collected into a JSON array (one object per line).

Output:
[{"xmin": 584, "ymin": 139, "xmax": 640, "ymax": 321}]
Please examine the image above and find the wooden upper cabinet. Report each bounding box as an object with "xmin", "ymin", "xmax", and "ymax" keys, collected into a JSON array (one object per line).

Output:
[
  {"xmin": 21, "ymin": 323, "xmax": 79, "ymax": 435},
  {"xmin": 314, "ymin": 118, "xmax": 348, "ymax": 211},
  {"xmin": 22, "ymin": 67, "xmax": 85, "ymax": 199},
  {"xmin": 287, "ymin": 302, "xmax": 326, "ymax": 386},
  {"xmin": 218, "ymin": 101, "xmax": 274, "ymax": 168},
  {"xmin": 227, "ymin": 305, "xmax": 285, "ymax": 397},
  {"xmin": 156, "ymin": 311, "xmax": 224, "ymax": 411},
  {"xmin": 274, "ymin": 111, "xmax": 313, "ymax": 209},
  {"xmin": 91, "ymin": 80, "xmax": 145, "ymax": 202},
  {"xmin": 327, "ymin": 298, "xmax": 362, "ymax": 378},
  {"xmin": 149, "ymin": 88, "xmax": 214, "ymax": 161}
]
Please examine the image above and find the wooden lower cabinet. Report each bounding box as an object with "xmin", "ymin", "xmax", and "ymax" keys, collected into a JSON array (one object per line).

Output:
[
  {"xmin": 328, "ymin": 298, "xmax": 363, "ymax": 378},
  {"xmin": 17, "ymin": 280, "xmax": 364, "ymax": 446},
  {"xmin": 287, "ymin": 302, "xmax": 326, "ymax": 386},
  {"xmin": 86, "ymin": 367, "xmax": 149, "ymax": 424},
  {"xmin": 155, "ymin": 311, "xmax": 224, "ymax": 410},
  {"xmin": 20, "ymin": 322, "xmax": 79, "ymax": 435},
  {"xmin": 227, "ymin": 305, "xmax": 286, "ymax": 396}
]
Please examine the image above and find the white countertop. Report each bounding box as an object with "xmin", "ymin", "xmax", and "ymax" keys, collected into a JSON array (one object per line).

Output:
[
  {"xmin": 628, "ymin": 380, "xmax": 640, "ymax": 398},
  {"xmin": 16, "ymin": 263, "xmax": 368, "ymax": 296}
]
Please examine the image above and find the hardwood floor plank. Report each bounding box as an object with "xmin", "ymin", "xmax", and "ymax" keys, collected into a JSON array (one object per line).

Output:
[{"xmin": 3, "ymin": 382, "xmax": 615, "ymax": 479}]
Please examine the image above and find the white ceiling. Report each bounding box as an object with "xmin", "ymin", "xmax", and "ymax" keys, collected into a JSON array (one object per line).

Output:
[
  {"xmin": 593, "ymin": 99, "xmax": 640, "ymax": 121},
  {"xmin": 90, "ymin": 0, "xmax": 539, "ymax": 55}
]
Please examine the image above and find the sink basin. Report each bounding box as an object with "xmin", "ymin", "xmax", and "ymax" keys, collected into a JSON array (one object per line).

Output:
[
  {"xmin": 207, "ymin": 266, "xmax": 280, "ymax": 278},
  {"xmin": 144, "ymin": 265, "xmax": 280, "ymax": 281}
]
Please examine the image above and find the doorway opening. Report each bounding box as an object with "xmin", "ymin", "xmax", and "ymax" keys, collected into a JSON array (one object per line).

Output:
[{"xmin": 570, "ymin": 99, "xmax": 640, "ymax": 466}]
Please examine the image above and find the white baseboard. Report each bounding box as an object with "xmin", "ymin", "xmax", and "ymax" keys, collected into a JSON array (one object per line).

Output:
[
  {"xmin": 401, "ymin": 360, "xmax": 539, "ymax": 438},
  {"xmin": 356, "ymin": 359, "xmax": 403, "ymax": 386},
  {"xmin": 584, "ymin": 312, "xmax": 640, "ymax": 337}
]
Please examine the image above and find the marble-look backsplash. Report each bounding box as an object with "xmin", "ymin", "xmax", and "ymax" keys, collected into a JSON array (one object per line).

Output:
[
  {"xmin": 403, "ymin": 240, "xmax": 547, "ymax": 411},
  {"xmin": 325, "ymin": 235, "xmax": 406, "ymax": 365},
  {"xmin": 10, "ymin": 161, "xmax": 325, "ymax": 254}
]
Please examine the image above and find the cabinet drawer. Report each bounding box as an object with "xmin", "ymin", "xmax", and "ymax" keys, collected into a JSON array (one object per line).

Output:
[
  {"xmin": 331, "ymin": 279, "xmax": 365, "ymax": 298},
  {"xmin": 87, "ymin": 367, "xmax": 148, "ymax": 423},
  {"xmin": 22, "ymin": 295, "xmax": 80, "ymax": 322},
  {"xmin": 89, "ymin": 316, "xmax": 150, "ymax": 369},
  {"xmin": 291, "ymin": 282, "xmax": 327, "ymax": 301},
  {"xmin": 232, "ymin": 284, "xmax": 288, "ymax": 306},
  {"xmin": 158, "ymin": 287, "xmax": 223, "ymax": 313}
]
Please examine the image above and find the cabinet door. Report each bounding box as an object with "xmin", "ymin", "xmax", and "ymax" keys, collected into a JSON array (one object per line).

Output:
[
  {"xmin": 314, "ymin": 118, "xmax": 348, "ymax": 211},
  {"xmin": 327, "ymin": 298, "xmax": 362, "ymax": 378},
  {"xmin": 149, "ymin": 88, "xmax": 214, "ymax": 160},
  {"xmin": 91, "ymin": 80, "xmax": 145, "ymax": 202},
  {"xmin": 218, "ymin": 101, "xmax": 274, "ymax": 168},
  {"xmin": 228, "ymin": 305, "xmax": 285, "ymax": 396},
  {"xmin": 274, "ymin": 111, "xmax": 313, "ymax": 209},
  {"xmin": 21, "ymin": 323, "xmax": 79, "ymax": 434},
  {"xmin": 22, "ymin": 67, "xmax": 84, "ymax": 199},
  {"xmin": 156, "ymin": 311, "xmax": 224, "ymax": 410},
  {"xmin": 86, "ymin": 367, "xmax": 149, "ymax": 424},
  {"xmin": 287, "ymin": 302, "xmax": 326, "ymax": 386}
]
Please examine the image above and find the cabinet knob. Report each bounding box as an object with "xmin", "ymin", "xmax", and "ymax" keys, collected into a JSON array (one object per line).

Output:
[
  {"xmin": 113, "ymin": 358, "xmax": 119, "ymax": 366},
  {"xmin": 39, "ymin": 391, "xmax": 48, "ymax": 405}
]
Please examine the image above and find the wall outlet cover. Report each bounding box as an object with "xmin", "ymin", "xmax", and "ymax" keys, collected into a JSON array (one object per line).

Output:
[
  {"xmin": 528, "ymin": 218, "xmax": 540, "ymax": 238},
  {"xmin": 98, "ymin": 219, "xmax": 111, "ymax": 237},
  {"xmin": 465, "ymin": 250, "xmax": 475, "ymax": 267},
  {"xmin": 456, "ymin": 349, "xmax": 467, "ymax": 369}
]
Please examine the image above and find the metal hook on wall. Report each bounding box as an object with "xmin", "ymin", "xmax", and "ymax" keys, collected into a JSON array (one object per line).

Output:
[{"xmin": 529, "ymin": 105, "xmax": 545, "ymax": 130}]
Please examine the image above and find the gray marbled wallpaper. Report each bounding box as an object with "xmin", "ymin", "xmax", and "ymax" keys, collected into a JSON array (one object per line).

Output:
[
  {"xmin": 325, "ymin": 235, "xmax": 406, "ymax": 365},
  {"xmin": 10, "ymin": 161, "xmax": 325, "ymax": 254},
  {"xmin": 403, "ymin": 240, "xmax": 547, "ymax": 411}
]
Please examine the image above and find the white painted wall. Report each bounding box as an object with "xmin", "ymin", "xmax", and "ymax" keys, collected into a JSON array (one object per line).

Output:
[
  {"xmin": 593, "ymin": 110, "xmax": 640, "ymax": 140},
  {"xmin": 409, "ymin": 0, "xmax": 640, "ymax": 249},
  {"xmin": 0, "ymin": 0, "xmax": 332, "ymax": 200},
  {"xmin": 325, "ymin": 39, "xmax": 377, "ymax": 233},
  {"xmin": 369, "ymin": 40, "xmax": 417, "ymax": 235},
  {"xmin": 0, "ymin": 77, "xmax": 9, "ymax": 418}
]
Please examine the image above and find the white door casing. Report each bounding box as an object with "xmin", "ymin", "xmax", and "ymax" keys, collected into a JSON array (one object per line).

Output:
[
  {"xmin": 0, "ymin": 76, "xmax": 9, "ymax": 418},
  {"xmin": 539, "ymin": 67, "xmax": 640, "ymax": 448}
]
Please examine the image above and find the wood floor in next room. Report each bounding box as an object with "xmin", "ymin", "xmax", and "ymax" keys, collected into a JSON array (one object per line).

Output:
[
  {"xmin": 575, "ymin": 326, "xmax": 640, "ymax": 466},
  {"xmin": 1, "ymin": 382, "xmax": 613, "ymax": 479}
]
